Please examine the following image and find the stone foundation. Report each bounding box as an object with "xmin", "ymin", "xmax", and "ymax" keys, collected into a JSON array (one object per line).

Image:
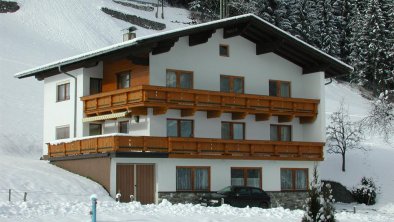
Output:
[
  {"xmin": 267, "ymin": 191, "xmax": 308, "ymax": 209},
  {"xmin": 159, "ymin": 191, "xmax": 308, "ymax": 209}
]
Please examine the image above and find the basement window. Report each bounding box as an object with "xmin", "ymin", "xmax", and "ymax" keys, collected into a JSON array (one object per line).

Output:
[{"xmin": 219, "ymin": 44, "xmax": 229, "ymax": 57}]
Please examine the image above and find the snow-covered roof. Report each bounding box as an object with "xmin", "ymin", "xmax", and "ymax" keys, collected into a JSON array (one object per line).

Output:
[{"xmin": 15, "ymin": 14, "xmax": 353, "ymax": 79}]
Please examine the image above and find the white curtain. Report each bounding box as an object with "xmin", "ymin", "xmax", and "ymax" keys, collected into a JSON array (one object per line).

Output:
[
  {"xmin": 281, "ymin": 169, "xmax": 293, "ymax": 190},
  {"xmin": 166, "ymin": 71, "xmax": 176, "ymax": 87},
  {"xmin": 176, "ymin": 168, "xmax": 192, "ymax": 190},
  {"xmin": 295, "ymin": 170, "xmax": 307, "ymax": 190},
  {"xmin": 180, "ymin": 73, "xmax": 192, "ymax": 89},
  {"xmin": 194, "ymin": 168, "xmax": 209, "ymax": 190}
]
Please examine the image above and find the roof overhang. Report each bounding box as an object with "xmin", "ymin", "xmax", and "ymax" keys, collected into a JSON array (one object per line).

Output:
[{"xmin": 15, "ymin": 14, "xmax": 353, "ymax": 80}]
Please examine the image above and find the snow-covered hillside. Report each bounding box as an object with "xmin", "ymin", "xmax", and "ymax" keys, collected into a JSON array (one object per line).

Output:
[
  {"xmin": 0, "ymin": 0, "xmax": 191, "ymax": 158},
  {"xmin": 1, "ymin": 1, "xmax": 394, "ymax": 221}
]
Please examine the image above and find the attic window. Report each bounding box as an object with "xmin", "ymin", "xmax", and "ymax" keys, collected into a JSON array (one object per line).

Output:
[{"xmin": 219, "ymin": 44, "xmax": 229, "ymax": 57}]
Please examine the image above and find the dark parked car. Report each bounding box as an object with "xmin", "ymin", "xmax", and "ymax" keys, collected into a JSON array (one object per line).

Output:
[{"xmin": 200, "ymin": 186, "xmax": 271, "ymax": 208}]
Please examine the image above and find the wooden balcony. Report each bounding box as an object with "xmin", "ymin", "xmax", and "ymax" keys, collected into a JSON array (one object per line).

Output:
[
  {"xmin": 48, "ymin": 136, "xmax": 324, "ymax": 161},
  {"xmin": 81, "ymin": 85, "xmax": 319, "ymax": 123}
]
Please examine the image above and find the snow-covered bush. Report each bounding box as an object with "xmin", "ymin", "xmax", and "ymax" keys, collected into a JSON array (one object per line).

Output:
[
  {"xmin": 351, "ymin": 177, "xmax": 378, "ymax": 205},
  {"xmin": 302, "ymin": 166, "xmax": 335, "ymax": 222}
]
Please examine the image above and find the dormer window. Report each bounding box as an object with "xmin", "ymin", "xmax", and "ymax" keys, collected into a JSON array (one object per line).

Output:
[{"xmin": 219, "ymin": 44, "xmax": 229, "ymax": 57}]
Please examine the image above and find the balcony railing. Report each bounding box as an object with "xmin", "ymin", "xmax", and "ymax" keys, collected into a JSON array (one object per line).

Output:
[
  {"xmin": 81, "ymin": 85, "xmax": 319, "ymax": 122},
  {"xmin": 48, "ymin": 135, "xmax": 324, "ymax": 161}
]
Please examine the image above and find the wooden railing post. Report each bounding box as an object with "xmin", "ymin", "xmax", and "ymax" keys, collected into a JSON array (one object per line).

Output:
[
  {"xmin": 47, "ymin": 143, "xmax": 51, "ymax": 157},
  {"xmin": 167, "ymin": 138, "xmax": 172, "ymax": 153},
  {"xmin": 143, "ymin": 136, "xmax": 147, "ymax": 152},
  {"xmin": 95, "ymin": 138, "xmax": 99, "ymax": 153},
  {"xmin": 63, "ymin": 143, "xmax": 66, "ymax": 156},
  {"xmin": 113, "ymin": 136, "xmax": 119, "ymax": 152}
]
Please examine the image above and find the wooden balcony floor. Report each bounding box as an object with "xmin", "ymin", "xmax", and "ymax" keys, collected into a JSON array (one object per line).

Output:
[
  {"xmin": 48, "ymin": 135, "xmax": 324, "ymax": 161},
  {"xmin": 81, "ymin": 85, "xmax": 319, "ymax": 122}
]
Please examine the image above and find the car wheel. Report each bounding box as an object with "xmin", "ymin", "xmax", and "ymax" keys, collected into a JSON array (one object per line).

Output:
[{"xmin": 260, "ymin": 202, "xmax": 269, "ymax": 209}]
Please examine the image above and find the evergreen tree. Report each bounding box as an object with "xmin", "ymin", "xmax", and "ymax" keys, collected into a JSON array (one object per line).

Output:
[
  {"xmin": 352, "ymin": 0, "xmax": 394, "ymax": 95},
  {"xmin": 316, "ymin": 0, "xmax": 340, "ymax": 57}
]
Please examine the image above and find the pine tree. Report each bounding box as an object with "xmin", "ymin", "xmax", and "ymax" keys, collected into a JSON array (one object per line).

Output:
[
  {"xmin": 302, "ymin": 166, "xmax": 335, "ymax": 222},
  {"xmin": 316, "ymin": 0, "xmax": 340, "ymax": 57},
  {"xmin": 351, "ymin": 0, "xmax": 394, "ymax": 95}
]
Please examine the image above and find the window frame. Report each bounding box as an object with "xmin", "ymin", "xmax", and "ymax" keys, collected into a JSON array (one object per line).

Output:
[
  {"xmin": 219, "ymin": 44, "xmax": 229, "ymax": 57},
  {"xmin": 56, "ymin": 82, "xmax": 70, "ymax": 102},
  {"xmin": 269, "ymin": 80, "xmax": 291, "ymax": 97},
  {"xmin": 280, "ymin": 168, "xmax": 309, "ymax": 191},
  {"xmin": 89, "ymin": 123, "xmax": 102, "ymax": 136},
  {"xmin": 117, "ymin": 71, "xmax": 131, "ymax": 89},
  {"xmin": 118, "ymin": 121, "xmax": 129, "ymax": 134},
  {"xmin": 176, "ymin": 166, "xmax": 211, "ymax": 192},
  {"xmin": 231, "ymin": 167, "xmax": 262, "ymax": 188},
  {"xmin": 221, "ymin": 121, "xmax": 245, "ymax": 140},
  {"xmin": 89, "ymin": 78, "xmax": 102, "ymax": 95},
  {"xmin": 166, "ymin": 69, "xmax": 194, "ymax": 89},
  {"xmin": 55, "ymin": 125, "xmax": 70, "ymax": 140},
  {"xmin": 220, "ymin": 75, "xmax": 244, "ymax": 93},
  {"xmin": 270, "ymin": 124, "xmax": 292, "ymax": 141},
  {"xmin": 166, "ymin": 118, "xmax": 194, "ymax": 138}
]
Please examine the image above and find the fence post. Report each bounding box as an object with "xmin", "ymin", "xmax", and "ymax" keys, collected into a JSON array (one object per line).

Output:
[
  {"xmin": 23, "ymin": 192, "xmax": 27, "ymax": 202},
  {"xmin": 90, "ymin": 194, "xmax": 97, "ymax": 222},
  {"xmin": 8, "ymin": 189, "xmax": 11, "ymax": 201}
]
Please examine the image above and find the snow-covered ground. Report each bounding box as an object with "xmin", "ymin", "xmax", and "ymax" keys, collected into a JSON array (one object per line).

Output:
[{"xmin": 1, "ymin": 0, "xmax": 394, "ymax": 221}]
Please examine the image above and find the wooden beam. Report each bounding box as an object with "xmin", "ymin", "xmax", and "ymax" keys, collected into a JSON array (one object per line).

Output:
[
  {"xmin": 256, "ymin": 39, "xmax": 284, "ymax": 55},
  {"xmin": 153, "ymin": 107, "xmax": 168, "ymax": 115},
  {"xmin": 255, "ymin": 113, "xmax": 271, "ymax": 121},
  {"xmin": 130, "ymin": 107, "xmax": 147, "ymax": 115},
  {"xmin": 207, "ymin": 110, "xmax": 222, "ymax": 118},
  {"xmin": 152, "ymin": 38, "xmax": 179, "ymax": 55},
  {"xmin": 189, "ymin": 30, "xmax": 215, "ymax": 46},
  {"xmin": 223, "ymin": 23, "xmax": 248, "ymax": 38},
  {"xmin": 278, "ymin": 115, "xmax": 294, "ymax": 123},
  {"xmin": 232, "ymin": 112, "xmax": 248, "ymax": 120},
  {"xmin": 127, "ymin": 56, "xmax": 149, "ymax": 65},
  {"xmin": 181, "ymin": 108, "xmax": 196, "ymax": 117},
  {"xmin": 299, "ymin": 116, "xmax": 317, "ymax": 124},
  {"xmin": 303, "ymin": 65, "xmax": 329, "ymax": 74}
]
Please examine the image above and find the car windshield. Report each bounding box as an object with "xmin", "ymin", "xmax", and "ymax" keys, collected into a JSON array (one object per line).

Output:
[{"xmin": 217, "ymin": 186, "xmax": 232, "ymax": 194}]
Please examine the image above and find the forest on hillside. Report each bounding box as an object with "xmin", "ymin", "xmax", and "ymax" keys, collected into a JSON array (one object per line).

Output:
[{"xmin": 168, "ymin": 0, "xmax": 394, "ymax": 98}]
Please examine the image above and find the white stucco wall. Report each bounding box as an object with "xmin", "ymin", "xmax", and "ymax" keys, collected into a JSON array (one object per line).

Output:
[
  {"xmin": 149, "ymin": 109, "xmax": 303, "ymax": 141},
  {"xmin": 110, "ymin": 158, "xmax": 316, "ymax": 202}
]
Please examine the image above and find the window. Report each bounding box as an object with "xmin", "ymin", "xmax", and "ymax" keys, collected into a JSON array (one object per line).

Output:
[
  {"xmin": 117, "ymin": 71, "xmax": 131, "ymax": 89},
  {"xmin": 220, "ymin": 75, "xmax": 244, "ymax": 93},
  {"xmin": 166, "ymin": 70, "xmax": 193, "ymax": 89},
  {"xmin": 269, "ymin": 80, "xmax": 291, "ymax": 97},
  {"xmin": 281, "ymin": 168, "xmax": 308, "ymax": 191},
  {"xmin": 56, "ymin": 125, "xmax": 70, "ymax": 140},
  {"xmin": 89, "ymin": 123, "xmax": 102, "ymax": 136},
  {"xmin": 176, "ymin": 167, "xmax": 210, "ymax": 191},
  {"xmin": 219, "ymin": 44, "xmax": 229, "ymax": 57},
  {"xmin": 270, "ymin": 125, "xmax": 291, "ymax": 141},
  {"xmin": 167, "ymin": 119, "xmax": 193, "ymax": 138},
  {"xmin": 57, "ymin": 83, "xmax": 70, "ymax": 102},
  {"xmin": 221, "ymin": 122, "xmax": 245, "ymax": 140},
  {"xmin": 90, "ymin": 78, "xmax": 102, "ymax": 95},
  {"xmin": 231, "ymin": 168, "xmax": 262, "ymax": 188},
  {"xmin": 118, "ymin": 121, "xmax": 129, "ymax": 134}
]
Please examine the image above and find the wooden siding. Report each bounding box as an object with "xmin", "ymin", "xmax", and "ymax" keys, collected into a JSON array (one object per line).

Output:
[
  {"xmin": 52, "ymin": 157, "xmax": 111, "ymax": 192},
  {"xmin": 102, "ymin": 59, "xmax": 149, "ymax": 92},
  {"xmin": 81, "ymin": 85, "xmax": 319, "ymax": 122},
  {"xmin": 48, "ymin": 136, "xmax": 324, "ymax": 161}
]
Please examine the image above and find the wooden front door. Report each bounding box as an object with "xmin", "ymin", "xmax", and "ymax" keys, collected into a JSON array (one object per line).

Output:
[{"xmin": 116, "ymin": 164, "xmax": 155, "ymax": 204}]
